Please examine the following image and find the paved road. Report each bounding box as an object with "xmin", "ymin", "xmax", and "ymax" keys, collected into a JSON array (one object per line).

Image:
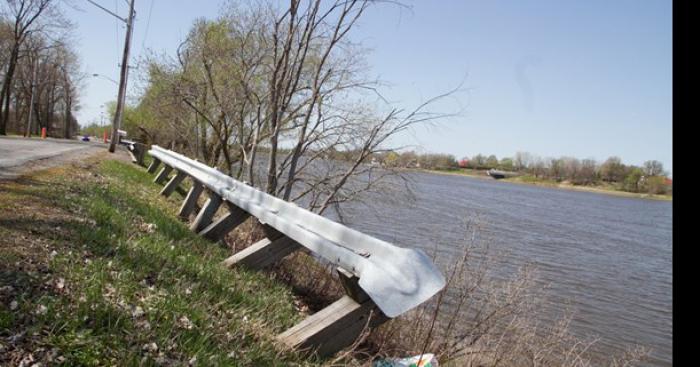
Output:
[{"xmin": 0, "ymin": 136, "xmax": 107, "ymax": 179}]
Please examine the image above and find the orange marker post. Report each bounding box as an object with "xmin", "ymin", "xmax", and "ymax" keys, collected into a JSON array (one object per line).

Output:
[
  {"xmin": 103, "ymin": 130, "xmax": 108, "ymax": 143},
  {"xmin": 41, "ymin": 127, "xmax": 47, "ymax": 139}
]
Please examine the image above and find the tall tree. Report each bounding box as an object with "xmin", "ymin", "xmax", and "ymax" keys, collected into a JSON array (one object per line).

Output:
[
  {"xmin": 643, "ymin": 160, "xmax": 665, "ymax": 177},
  {"xmin": 0, "ymin": 0, "xmax": 55, "ymax": 135},
  {"xmin": 133, "ymin": 0, "xmax": 458, "ymax": 215},
  {"xmin": 600, "ymin": 156, "xmax": 626, "ymax": 183}
]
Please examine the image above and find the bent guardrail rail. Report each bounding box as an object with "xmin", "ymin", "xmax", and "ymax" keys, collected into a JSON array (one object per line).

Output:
[{"xmin": 145, "ymin": 145, "xmax": 446, "ymax": 357}]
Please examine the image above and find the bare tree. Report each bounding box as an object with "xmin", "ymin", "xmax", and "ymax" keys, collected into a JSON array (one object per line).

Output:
[
  {"xmin": 134, "ymin": 0, "xmax": 458, "ymax": 216},
  {"xmin": 0, "ymin": 0, "xmax": 57, "ymax": 135},
  {"xmin": 643, "ymin": 160, "xmax": 665, "ymax": 177},
  {"xmin": 0, "ymin": 0, "xmax": 78, "ymax": 138},
  {"xmin": 600, "ymin": 156, "xmax": 626, "ymax": 183},
  {"xmin": 485, "ymin": 154, "xmax": 498, "ymax": 169},
  {"xmin": 514, "ymin": 151, "xmax": 532, "ymax": 171},
  {"xmin": 575, "ymin": 158, "xmax": 598, "ymax": 185}
]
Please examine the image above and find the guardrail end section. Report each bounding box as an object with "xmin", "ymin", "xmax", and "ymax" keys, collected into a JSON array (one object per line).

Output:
[{"xmin": 358, "ymin": 247, "xmax": 447, "ymax": 318}]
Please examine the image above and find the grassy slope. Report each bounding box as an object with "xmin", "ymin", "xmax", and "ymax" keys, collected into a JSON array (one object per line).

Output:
[{"xmin": 0, "ymin": 156, "xmax": 320, "ymax": 366}]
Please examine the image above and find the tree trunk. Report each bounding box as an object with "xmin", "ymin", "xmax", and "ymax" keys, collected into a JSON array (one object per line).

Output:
[
  {"xmin": 47, "ymin": 83, "xmax": 55, "ymax": 136},
  {"xmin": 0, "ymin": 45, "xmax": 20, "ymax": 135},
  {"xmin": 64, "ymin": 97, "xmax": 72, "ymax": 139}
]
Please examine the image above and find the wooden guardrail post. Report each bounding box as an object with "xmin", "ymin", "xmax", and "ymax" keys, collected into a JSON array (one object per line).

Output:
[
  {"xmin": 276, "ymin": 267, "xmax": 389, "ymax": 357},
  {"xmin": 222, "ymin": 223, "xmax": 301, "ymax": 270},
  {"xmin": 154, "ymin": 165, "xmax": 173, "ymax": 184},
  {"xmin": 190, "ymin": 192, "xmax": 222, "ymax": 232},
  {"xmin": 223, "ymin": 235, "xmax": 300, "ymax": 270},
  {"xmin": 147, "ymin": 157, "xmax": 161, "ymax": 173},
  {"xmin": 199, "ymin": 203, "xmax": 251, "ymax": 241},
  {"xmin": 179, "ymin": 180, "xmax": 204, "ymax": 219},
  {"xmin": 135, "ymin": 143, "xmax": 146, "ymax": 166},
  {"xmin": 160, "ymin": 170, "xmax": 187, "ymax": 197}
]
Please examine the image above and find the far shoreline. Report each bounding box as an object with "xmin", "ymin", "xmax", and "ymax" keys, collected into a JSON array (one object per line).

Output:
[{"xmin": 408, "ymin": 168, "xmax": 673, "ymax": 201}]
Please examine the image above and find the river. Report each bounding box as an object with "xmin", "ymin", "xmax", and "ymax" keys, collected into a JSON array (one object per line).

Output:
[{"xmin": 338, "ymin": 171, "xmax": 672, "ymax": 366}]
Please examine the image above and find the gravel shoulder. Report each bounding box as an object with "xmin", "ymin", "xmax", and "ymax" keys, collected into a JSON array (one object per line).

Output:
[{"xmin": 0, "ymin": 137, "xmax": 128, "ymax": 181}]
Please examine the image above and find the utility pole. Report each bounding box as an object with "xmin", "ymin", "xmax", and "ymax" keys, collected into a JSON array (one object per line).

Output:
[{"xmin": 108, "ymin": 0, "xmax": 135, "ymax": 153}]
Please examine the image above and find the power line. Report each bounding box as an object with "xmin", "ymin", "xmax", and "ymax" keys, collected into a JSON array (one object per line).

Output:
[
  {"xmin": 85, "ymin": 0, "xmax": 127, "ymax": 22},
  {"xmin": 84, "ymin": 0, "xmax": 128, "ymax": 68},
  {"xmin": 140, "ymin": 0, "xmax": 155, "ymax": 56}
]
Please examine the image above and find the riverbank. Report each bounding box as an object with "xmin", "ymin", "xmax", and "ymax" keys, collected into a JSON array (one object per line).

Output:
[
  {"xmin": 408, "ymin": 167, "xmax": 491, "ymax": 180},
  {"xmin": 417, "ymin": 168, "xmax": 672, "ymax": 201}
]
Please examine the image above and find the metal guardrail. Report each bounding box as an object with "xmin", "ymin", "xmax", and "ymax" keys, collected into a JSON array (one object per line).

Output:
[
  {"xmin": 119, "ymin": 139, "xmax": 146, "ymax": 166},
  {"xmin": 145, "ymin": 145, "xmax": 446, "ymax": 356}
]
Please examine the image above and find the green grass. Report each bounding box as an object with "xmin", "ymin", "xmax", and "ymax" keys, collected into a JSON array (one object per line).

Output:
[
  {"xmin": 0, "ymin": 158, "xmax": 320, "ymax": 366},
  {"xmin": 511, "ymin": 174, "xmax": 558, "ymax": 184},
  {"xmin": 418, "ymin": 167, "xmax": 489, "ymax": 178}
]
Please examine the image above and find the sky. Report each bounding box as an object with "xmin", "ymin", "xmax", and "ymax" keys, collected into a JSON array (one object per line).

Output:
[{"xmin": 65, "ymin": 0, "xmax": 673, "ymax": 172}]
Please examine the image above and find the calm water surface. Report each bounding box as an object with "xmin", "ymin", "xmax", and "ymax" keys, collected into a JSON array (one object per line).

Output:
[{"xmin": 340, "ymin": 172, "xmax": 672, "ymax": 366}]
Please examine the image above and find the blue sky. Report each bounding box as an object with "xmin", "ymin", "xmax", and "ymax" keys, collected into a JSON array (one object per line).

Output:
[{"xmin": 66, "ymin": 0, "xmax": 672, "ymax": 172}]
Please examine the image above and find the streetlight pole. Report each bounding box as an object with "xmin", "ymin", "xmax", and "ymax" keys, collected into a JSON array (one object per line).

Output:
[{"xmin": 108, "ymin": 0, "xmax": 135, "ymax": 153}]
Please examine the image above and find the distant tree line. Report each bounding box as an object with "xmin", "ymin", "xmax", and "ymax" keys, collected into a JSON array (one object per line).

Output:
[
  {"xmin": 80, "ymin": 121, "xmax": 112, "ymax": 139},
  {"xmin": 378, "ymin": 151, "xmax": 459, "ymax": 171},
  {"xmin": 373, "ymin": 150, "xmax": 671, "ymax": 195},
  {"xmin": 0, "ymin": 0, "xmax": 82, "ymax": 138}
]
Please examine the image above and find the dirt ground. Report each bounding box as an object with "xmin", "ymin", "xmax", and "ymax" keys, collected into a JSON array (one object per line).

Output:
[{"xmin": 0, "ymin": 146, "xmax": 131, "ymax": 181}]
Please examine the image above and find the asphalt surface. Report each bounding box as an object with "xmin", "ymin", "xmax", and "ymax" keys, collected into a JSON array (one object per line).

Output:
[{"xmin": 0, "ymin": 136, "xmax": 107, "ymax": 179}]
